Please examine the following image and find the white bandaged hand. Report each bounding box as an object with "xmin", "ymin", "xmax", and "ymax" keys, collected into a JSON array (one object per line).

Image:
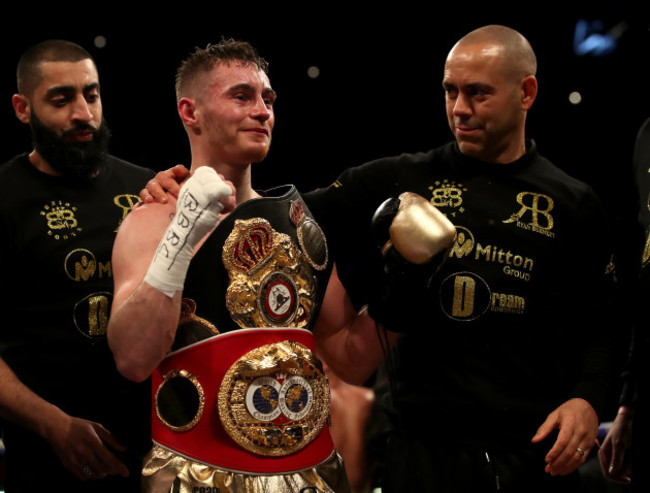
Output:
[{"xmin": 144, "ymin": 166, "xmax": 232, "ymax": 297}]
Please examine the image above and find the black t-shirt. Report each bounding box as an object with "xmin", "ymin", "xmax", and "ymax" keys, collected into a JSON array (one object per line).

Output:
[
  {"xmin": 0, "ymin": 153, "xmax": 155, "ymax": 491},
  {"xmin": 627, "ymin": 119, "xmax": 650, "ymax": 462},
  {"xmin": 306, "ymin": 141, "xmax": 616, "ymax": 439}
]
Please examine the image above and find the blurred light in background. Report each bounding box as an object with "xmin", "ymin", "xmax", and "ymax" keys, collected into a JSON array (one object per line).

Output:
[
  {"xmin": 569, "ymin": 91, "xmax": 583, "ymax": 105},
  {"xmin": 573, "ymin": 18, "xmax": 627, "ymax": 56},
  {"xmin": 94, "ymin": 35, "xmax": 107, "ymax": 49}
]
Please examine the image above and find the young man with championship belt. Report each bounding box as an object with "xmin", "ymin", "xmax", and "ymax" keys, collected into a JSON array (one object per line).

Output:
[{"xmin": 107, "ymin": 39, "xmax": 455, "ymax": 493}]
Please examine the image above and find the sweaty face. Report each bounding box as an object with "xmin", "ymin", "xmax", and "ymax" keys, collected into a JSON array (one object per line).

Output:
[
  {"xmin": 197, "ymin": 63, "xmax": 276, "ymax": 166},
  {"xmin": 25, "ymin": 59, "xmax": 107, "ymax": 178},
  {"xmin": 442, "ymin": 43, "xmax": 525, "ymax": 164}
]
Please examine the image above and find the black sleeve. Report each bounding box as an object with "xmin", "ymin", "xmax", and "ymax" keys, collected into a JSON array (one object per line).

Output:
[
  {"xmin": 304, "ymin": 157, "xmax": 401, "ymax": 310},
  {"xmin": 616, "ymin": 117, "xmax": 650, "ymax": 408},
  {"xmin": 565, "ymin": 188, "xmax": 620, "ymax": 417}
]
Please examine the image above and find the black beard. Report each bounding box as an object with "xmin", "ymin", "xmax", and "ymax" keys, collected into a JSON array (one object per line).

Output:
[{"xmin": 30, "ymin": 112, "xmax": 112, "ymax": 181}]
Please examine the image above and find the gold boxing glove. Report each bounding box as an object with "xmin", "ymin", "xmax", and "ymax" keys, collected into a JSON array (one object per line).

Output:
[
  {"xmin": 375, "ymin": 192, "xmax": 456, "ymax": 266},
  {"xmin": 369, "ymin": 192, "xmax": 456, "ymax": 332}
]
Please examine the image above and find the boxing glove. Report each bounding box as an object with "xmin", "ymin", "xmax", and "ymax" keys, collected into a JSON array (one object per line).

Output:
[{"xmin": 368, "ymin": 192, "xmax": 456, "ymax": 332}]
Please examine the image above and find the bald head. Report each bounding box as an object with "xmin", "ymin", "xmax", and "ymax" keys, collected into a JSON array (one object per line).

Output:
[
  {"xmin": 450, "ymin": 25, "xmax": 537, "ymax": 83},
  {"xmin": 442, "ymin": 24, "xmax": 539, "ymax": 164}
]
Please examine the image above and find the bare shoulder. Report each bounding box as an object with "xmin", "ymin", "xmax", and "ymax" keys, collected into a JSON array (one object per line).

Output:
[
  {"xmin": 118, "ymin": 200, "xmax": 176, "ymax": 242},
  {"xmin": 111, "ymin": 200, "xmax": 177, "ymax": 303},
  {"xmin": 113, "ymin": 200, "xmax": 176, "ymax": 267}
]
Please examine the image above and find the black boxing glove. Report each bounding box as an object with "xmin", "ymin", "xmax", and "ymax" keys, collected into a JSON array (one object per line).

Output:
[{"xmin": 368, "ymin": 192, "xmax": 456, "ymax": 332}]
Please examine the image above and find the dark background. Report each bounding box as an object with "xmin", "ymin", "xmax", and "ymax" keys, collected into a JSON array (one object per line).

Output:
[
  {"xmin": 0, "ymin": 5, "xmax": 646, "ymax": 488},
  {"xmin": 1, "ymin": 3, "xmax": 648, "ymax": 224}
]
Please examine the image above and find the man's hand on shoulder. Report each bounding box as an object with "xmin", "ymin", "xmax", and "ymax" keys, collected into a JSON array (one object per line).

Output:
[
  {"xmin": 139, "ymin": 164, "xmax": 236, "ymax": 215},
  {"xmin": 140, "ymin": 164, "xmax": 191, "ymax": 204}
]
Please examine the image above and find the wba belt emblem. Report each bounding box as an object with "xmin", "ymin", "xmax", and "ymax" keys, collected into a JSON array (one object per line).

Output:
[{"xmin": 223, "ymin": 217, "xmax": 317, "ymax": 328}]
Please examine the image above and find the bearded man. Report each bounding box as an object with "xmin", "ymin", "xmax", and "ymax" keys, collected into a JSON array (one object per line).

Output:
[{"xmin": 0, "ymin": 39, "xmax": 155, "ymax": 492}]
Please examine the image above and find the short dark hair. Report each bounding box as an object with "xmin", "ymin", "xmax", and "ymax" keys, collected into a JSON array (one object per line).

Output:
[
  {"xmin": 175, "ymin": 38, "xmax": 269, "ymax": 102},
  {"xmin": 17, "ymin": 39, "xmax": 95, "ymax": 96}
]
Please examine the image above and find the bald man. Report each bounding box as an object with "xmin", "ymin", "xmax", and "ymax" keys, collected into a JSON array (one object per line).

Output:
[
  {"xmin": 140, "ymin": 25, "xmax": 618, "ymax": 492},
  {"xmin": 305, "ymin": 24, "xmax": 617, "ymax": 492}
]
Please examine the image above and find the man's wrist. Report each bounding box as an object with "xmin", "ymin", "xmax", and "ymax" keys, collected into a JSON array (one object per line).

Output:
[{"xmin": 617, "ymin": 405, "xmax": 634, "ymax": 417}]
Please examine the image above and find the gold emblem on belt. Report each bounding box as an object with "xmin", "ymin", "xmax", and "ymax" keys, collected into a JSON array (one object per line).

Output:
[
  {"xmin": 223, "ymin": 218, "xmax": 317, "ymax": 329},
  {"xmin": 218, "ymin": 340, "xmax": 330, "ymax": 456}
]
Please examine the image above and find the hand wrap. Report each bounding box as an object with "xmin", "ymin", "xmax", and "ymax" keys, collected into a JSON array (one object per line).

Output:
[{"xmin": 144, "ymin": 167, "xmax": 232, "ymax": 297}]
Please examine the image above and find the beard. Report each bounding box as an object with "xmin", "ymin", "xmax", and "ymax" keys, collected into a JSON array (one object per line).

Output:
[{"xmin": 30, "ymin": 112, "xmax": 112, "ymax": 181}]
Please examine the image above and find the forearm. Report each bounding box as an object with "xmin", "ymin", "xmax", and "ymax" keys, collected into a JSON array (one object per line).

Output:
[
  {"xmin": 108, "ymin": 282, "xmax": 182, "ymax": 382},
  {"xmin": 316, "ymin": 307, "xmax": 397, "ymax": 386},
  {"xmin": 569, "ymin": 324, "xmax": 616, "ymax": 418},
  {"xmin": 108, "ymin": 168, "xmax": 232, "ymax": 382},
  {"xmin": 0, "ymin": 359, "xmax": 68, "ymax": 439},
  {"xmin": 315, "ymin": 267, "xmax": 398, "ymax": 385}
]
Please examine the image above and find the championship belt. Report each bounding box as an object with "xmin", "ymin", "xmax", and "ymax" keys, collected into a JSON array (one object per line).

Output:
[
  {"xmin": 151, "ymin": 186, "xmax": 335, "ymax": 475},
  {"xmin": 152, "ymin": 327, "xmax": 333, "ymax": 473},
  {"xmin": 182, "ymin": 185, "xmax": 330, "ymax": 334}
]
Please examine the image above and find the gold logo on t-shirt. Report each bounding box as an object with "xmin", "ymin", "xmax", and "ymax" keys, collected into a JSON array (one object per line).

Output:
[
  {"xmin": 503, "ymin": 192, "xmax": 555, "ymax": 238},
  {"xmin": 64, "ymin": 248, "xmax": 112, "ymax": 282},
  {"xmin": 40, "ymin": 200, "xmax": 82, "ymax": 240},
  {"xmin": 113, "ymin": 194, "xmax": 142, "ymax": 231},
  {"xmin": 429, "ymin": 180, "xmax": 468, "ymax": 216},
  {"xmin": 65, "ymin": 248, "xmax": 96, "ymax": 281},
  {"xmin": 448, "ymin": 226, "xmax": 474, "ymax": 259},
  {"xmin": 40, "ymin": 194, "xmax": 141, "ymax": 240},
  {"xmin": 73, "ymin": 292, "xmax": 112, "ymax": 338},
  {"xmin": 643, "ymin": 230, "xmax": 650, "ymax": 267}
]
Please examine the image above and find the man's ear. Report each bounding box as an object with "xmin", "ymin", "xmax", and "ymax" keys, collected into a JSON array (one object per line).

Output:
[
  {"xmin": 12, "ymin": 94, "xmax": 31, "ymax": 124},
  {"xmin": 177, "ymin": 97, "xmax": 198, "ymax": 128},
  {"xmin": 521, "ymin": 75, "xmax": 538, "ymax": 110}
]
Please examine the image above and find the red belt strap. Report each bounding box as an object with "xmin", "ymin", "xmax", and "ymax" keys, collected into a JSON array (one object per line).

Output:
[{"xmin": 151, "ymin": 328, "xmax": 334, "ymax": 474}]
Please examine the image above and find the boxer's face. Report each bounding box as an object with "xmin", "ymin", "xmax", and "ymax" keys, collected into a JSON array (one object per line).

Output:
[{"xmin": 197, "ymin": 62, "xmax": 276, "ymax": 166}]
